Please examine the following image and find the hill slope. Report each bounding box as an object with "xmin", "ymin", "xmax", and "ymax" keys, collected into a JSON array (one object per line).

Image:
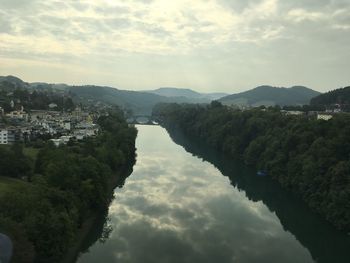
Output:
[
  {"xmin": 219, "ymin": 86, "xmax": 320, "ymax": 107},
  {"xmin": 70, "ymin": 86, "xmax": 208, "ymax": 115},
  {"xmin": 145, "ymin": 87, "xmax": 227, "ymax": 101},
  {"xmin": 0, "ymin": 76, "xmax": 211, "ymax": 115},
  {"xmin": 0, "ymin": 75, "xmax": 29, "ymax": 91},
  {"xmin": 310, "ymin": 86, "xmax": 350, "ymax": 106},
  {"xmin": 70, "ymin": 86, "xmax": 169, "ymax": 114}
]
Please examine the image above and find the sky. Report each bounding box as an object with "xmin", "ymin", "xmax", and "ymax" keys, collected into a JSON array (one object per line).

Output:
[{"xmin": 0, "ymin": 0, "xmax": 349, "ymax": 93}]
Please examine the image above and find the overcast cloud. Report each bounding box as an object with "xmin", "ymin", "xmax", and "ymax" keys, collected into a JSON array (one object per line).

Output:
[{"xmin": 0, "ymin": 0, "xmax": 349, "ymax": 92}]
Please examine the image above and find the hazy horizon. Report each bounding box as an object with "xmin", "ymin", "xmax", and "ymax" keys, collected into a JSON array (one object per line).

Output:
[{"xmin": 0, "ymin": 0, "xmax": 349, "ymax": 93}]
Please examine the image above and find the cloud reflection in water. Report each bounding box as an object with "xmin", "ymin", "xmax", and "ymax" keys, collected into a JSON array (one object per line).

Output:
[{"xmin": 78, "ymin": 126, "xmax": 313, "ymax": 263}]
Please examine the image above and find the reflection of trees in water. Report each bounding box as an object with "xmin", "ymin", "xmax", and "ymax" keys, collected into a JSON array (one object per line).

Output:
[
  {"xmin": 165, "ymin": 126, "xmax": 350, "ymax": 263},
  {"xmin": 75, "ymin": 159, "xmax": 135, "ymax": 262},
  {"xmin": 100, "ymin": 217, "xmax": 113, "ymax": 244},
  {"xmin": 79, "ymin": 210, "xmax": 111, "ymax": 255}
]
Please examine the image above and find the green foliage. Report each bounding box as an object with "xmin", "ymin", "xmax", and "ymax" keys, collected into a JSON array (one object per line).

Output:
[
  {"xmin": 154, "ymin": 103, "xmax": 350, "ymax": 232},
  {"xmin": 0, "ymin": 87, "xmax": 75, "ymax": 112},
  {"xmin": 0, "ymin": 109, "xmax": 137, "ymax": 262},
  {"xmin": 310, "ymin": 86, "xmax": 350, "ymax": 111},
  {"xmin": 0, "ymin": 144, "xmax": 33, "ymax": 178}
]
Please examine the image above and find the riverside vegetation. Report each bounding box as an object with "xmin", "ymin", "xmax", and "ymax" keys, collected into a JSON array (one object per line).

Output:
[
  {"xmin": 0, "ymin": 109, "xmax": 137, "ymax": 262},
  {"xmin": 153, "ymin": 102, "xmax": 350, "ymax": 232}
]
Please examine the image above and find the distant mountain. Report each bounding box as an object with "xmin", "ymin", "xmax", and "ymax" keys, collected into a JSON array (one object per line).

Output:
[
  {"xmin": 219, "ymin": 86, "xmax": 321, "ymax": 107},
  {"xmin": 0, "ymin": 76, "xmax": 68, "ymax": 93},
  {"xmin": 0, "ymin": 76, "xmax": 75, "ymax": 111},
  {"xmin": 145, "ymin": 87, "xmax": 228, "ymax": 101},
  {"xmin": 146, "ymin": 87, "xmax": 202, "ymax": 98},
  {"xmin": 30, "ymin": 82, "xmax": 69, "ymax": 91},
  {"xmin": 0, "ymin": 76, "xmax": 211, "ymax": 115},
  {"xmin": 3, "ymin": 75, "xmax": 323, "ymax": 114},
  {"xmin": 70, "ymin": 86, "xmax": 210, "ymax": 115},
  {"xmin": 0, "ymin": 75, "xmax": 29, "ymax": 91},
  {"xmin": 310, "ymin": 86, "xmax": 350, "ymax": 106}
]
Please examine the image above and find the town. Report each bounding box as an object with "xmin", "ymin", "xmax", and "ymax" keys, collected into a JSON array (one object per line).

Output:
[{"xmin": 0, "ymin": 100, "xmax": 100, "ymax": 146}]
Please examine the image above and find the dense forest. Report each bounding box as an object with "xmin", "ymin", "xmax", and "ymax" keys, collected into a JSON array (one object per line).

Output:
[
  {"xmin": 153, "ymin": 102, "xmax": 350, "ymax": 232},
  {"xmin": 310, "ymin": 86, "xmax": 350, "ymax": 111},
  {"xmin": 0, "ymin": 109, "xmax": 137, "ymax": 262},
  {"xmin": 0, "ymin": 88, "xmax": 75, "ymax": 112}
]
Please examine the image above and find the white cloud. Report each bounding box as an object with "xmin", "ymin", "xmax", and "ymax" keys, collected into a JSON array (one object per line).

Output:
[
  {"xmin": 287, "ymin": 9, "xmax": 326, "ymax": 23},
  {"xmin": 0, "ymin": 0, "xmax": 349, "ymax": 91}
]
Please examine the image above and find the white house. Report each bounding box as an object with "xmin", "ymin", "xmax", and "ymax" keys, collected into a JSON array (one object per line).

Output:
[
  {"xmin": 6, "ymin": 109, "xmax": 29, "ymax": 121},
  {"xmin": 285, "ymin": 111, "xmax": 304, "ymax": 116},
  {"xmin": 50, "ymin": 139, "xmax": 64, "ymax": 147},
  {"xmin": 48, "ymin": 103, "xmax": 58, "ymax": 109},
  {"xmin": 59, "ymin": 135, "xmax": 72, "ymax": 144},
  {"xmin": 317, "ymin": 114, "xmax": 333, "ymax": 121}
]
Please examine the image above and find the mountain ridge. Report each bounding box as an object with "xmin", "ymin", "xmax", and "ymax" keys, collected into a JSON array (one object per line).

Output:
[
  {"xmin": 144, "ymin": 87, "xmax": 228, "ymax": 101},
  {"xmin": 219, "ymin": 85, "xmax": 321, "ymax": 107},
  {"xmin": 1, "ymin": 75, "xmax": 324, "ymax": 113}
]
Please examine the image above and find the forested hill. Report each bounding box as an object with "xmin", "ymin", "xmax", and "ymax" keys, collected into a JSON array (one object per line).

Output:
[
  {"xmin": 0, "ymin": 75, "xmax": 213, "ymax": 115},
  {"xmin": 310, "ymin": 86, "xmax": 350, "ymax": 110},
  {"xmin": 153, "ymin": 102, "xmax": 350, "ymax": 232},
  {"xmin": 144, "ymin": 87, "xmax": 227, "ymax": 101},
  {"xmin": 70, "ymin": 85, "xmax": 203, "ymax": 115},
  {"xmin": 219, "ymin": 85, "xmax": 320, "ymax": 107}
]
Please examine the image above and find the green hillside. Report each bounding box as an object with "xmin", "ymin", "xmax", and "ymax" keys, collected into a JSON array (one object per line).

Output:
[
  {"xmin": 219, "ymin": 85, "xmax": 320, "ymax": 107},
  {"xmin": 310, "ymin": 86, "xmax": 350, "ymax": 111}
]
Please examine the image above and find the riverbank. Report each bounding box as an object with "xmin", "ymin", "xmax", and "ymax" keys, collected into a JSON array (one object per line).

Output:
[
  {"xmin": 153, "ymin": 103, "xmax": 350, "ymax": 232},
  {"xmin": 61, "ymin": 160, "xmax": 135, "ymax": 263}
]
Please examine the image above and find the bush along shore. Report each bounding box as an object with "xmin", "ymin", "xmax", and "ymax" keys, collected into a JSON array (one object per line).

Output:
[
  {"xmin": 153, "ymin": 102, "xmax": 350, "ymax": 233},
  {"xmin": 0, "ymin": 108, "xmax": 137, "ymax": 262}
]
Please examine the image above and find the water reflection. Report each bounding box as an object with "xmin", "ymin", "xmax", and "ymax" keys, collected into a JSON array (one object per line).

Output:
[
  {"xmin": 77, "ymin": 126, "xmax": 350, "ymax": 263},
  {"xmin": 166, "ymin": 126, "xmax": 350, "ymax": 263}
]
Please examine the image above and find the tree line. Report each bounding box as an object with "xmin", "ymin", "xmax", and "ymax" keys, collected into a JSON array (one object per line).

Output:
[
  {"xmin": 0, "ymin": 108, "xmax": 137, "ymax": 262},
  {"xmin": 153, "ymin": 102, "xmax": 350, "ymax": 232}
]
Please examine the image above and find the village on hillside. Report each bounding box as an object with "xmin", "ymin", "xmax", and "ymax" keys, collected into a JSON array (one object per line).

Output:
[{"xmin": 0, "ymin": 99, "xmax": 102, "ymax": 146}]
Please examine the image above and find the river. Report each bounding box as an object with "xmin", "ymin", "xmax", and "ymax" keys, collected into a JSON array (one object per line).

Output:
[{"xmin": 77, "ymin": 125, "xmax": 350, "ymax": 263}]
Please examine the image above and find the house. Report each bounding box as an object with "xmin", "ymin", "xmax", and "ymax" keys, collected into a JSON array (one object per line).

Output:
[
  {"xmin": 317, "ymin": 113, "xmax": 333, "ymax": 121},
  {"xmin": 48, "ymin": 103, "xmax": 58, "ymax": 109},
  {"xmin": 50, "ymin": 139, "xmax": 64, "ymax": 147},
  {"xmin": 59, "ymin": 135, "xmax": 72, "ymax": 144},
  {"xmin": 74, "ymin": 122, "xmax": 99, "ymax": 138},
  {"xmin": 285, "ymin": 110, "xmax": 304, "ymax": 116},
  {"xmin": 60, "ymin": 120, "xmax": 71, "ymax": 131},
  {"xmin": 6, "ymin": 109, "xmax": 29, "ymax": 121}
]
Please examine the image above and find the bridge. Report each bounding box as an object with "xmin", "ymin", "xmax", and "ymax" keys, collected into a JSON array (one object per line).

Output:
[{"xmin": 126, "ymin": 115, "xmax": 159, "ymax": 125}]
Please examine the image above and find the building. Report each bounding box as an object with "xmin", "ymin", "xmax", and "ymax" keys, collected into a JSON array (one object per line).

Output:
[
  {"xmin": 0, "ymin": 129, "xmax": 8, "ymax": 144},
  {"xmin": 6, "ymin": 107, "xmax": 29, "ymax": 121},
  {"xmin": 7, "ymin": 128, "xmax": 23, "ymax": 144},
  {"xmin": 48, "ymin": 103, "xmax": 58, "ymax": 109},
  {"xmin": 50, "ymin": 139, "xmax": 64, "ymax": 147},
  {"xmin": 0, "ymin": 128, "xmax": 23, "ymax": 144},
  {"xmin": 317, "ymin": 113, "xmax": 333, "ymax": 121},
  {"xmin": 285, "ymin": 110, "xmax": 304, "ymax": 116}
]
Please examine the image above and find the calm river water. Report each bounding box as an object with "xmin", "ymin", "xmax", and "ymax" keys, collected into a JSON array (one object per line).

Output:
[{"xmin": 77, "ymin": 125, "xmax": 350, "ymax": 263}]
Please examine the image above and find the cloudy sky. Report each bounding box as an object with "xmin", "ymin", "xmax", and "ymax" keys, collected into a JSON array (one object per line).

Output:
[{"xmin": 0, "ymin": 0, "xmax": 349, "ymax": 93}]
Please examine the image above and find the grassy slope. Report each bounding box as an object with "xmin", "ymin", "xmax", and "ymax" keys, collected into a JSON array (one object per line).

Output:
[{"xmin": 0, "ymin": 176, "xmax": 31, "ymax": 196}]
